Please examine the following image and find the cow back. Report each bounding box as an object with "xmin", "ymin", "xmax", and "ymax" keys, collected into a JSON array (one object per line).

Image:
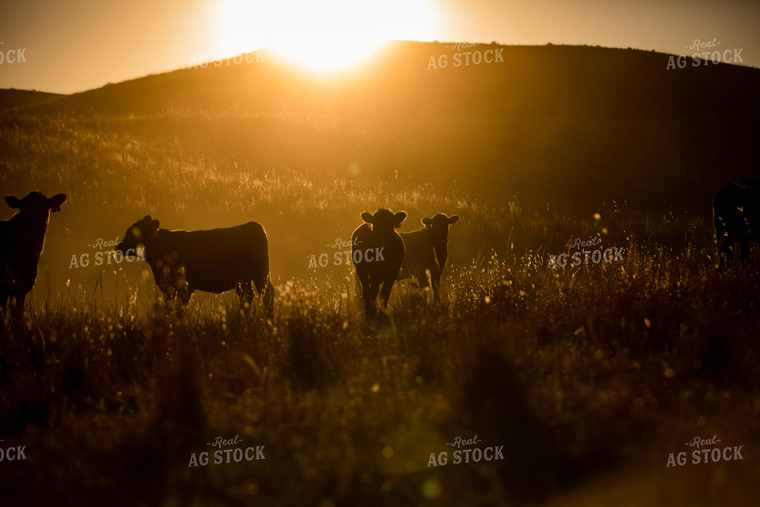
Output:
[{"xmin": 146, "ymin": 222, "xmax": 269, "ymax": 294}]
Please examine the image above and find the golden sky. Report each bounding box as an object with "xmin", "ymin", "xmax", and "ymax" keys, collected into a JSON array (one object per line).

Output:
[{"xmin": 1, "ymin": 0, "xmax": 758, "ymax": 93}]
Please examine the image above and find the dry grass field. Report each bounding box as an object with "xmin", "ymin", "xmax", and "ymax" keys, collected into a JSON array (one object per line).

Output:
[{"xmin": 1, "ymin": 43, "xmax": 759, "ymax": 506}]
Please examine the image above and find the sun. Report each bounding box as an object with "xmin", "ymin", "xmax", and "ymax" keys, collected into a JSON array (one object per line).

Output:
[{"xmin": 215, "ymin": 0, "xmax": 437, "ymax": 73}]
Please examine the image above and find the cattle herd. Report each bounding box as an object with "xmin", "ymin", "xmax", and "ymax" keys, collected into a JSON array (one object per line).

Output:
[
  {"xmin": 0, "ymin": 192, "xmax": 460, "ymax": 321},
  {"xmin": 0, "ymin": 180, "xmax": 757, "ymax": 320}
]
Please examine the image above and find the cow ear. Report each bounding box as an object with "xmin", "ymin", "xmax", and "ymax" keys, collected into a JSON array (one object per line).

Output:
[
  {"xmin": 150, "ymin": 219, "xmax": 160, "ymax": 232},
  {"xmin": 141, "ymin": 215, "xmax": 152, "ymax": 223},
  {"xmin": 5, "ymin": 196, "xmax": 21, "ymax": 209},
  {"xmin": 422, "ymin": 217, "xmax": 432, "ymax": 226},
  {"xmin": 449, "ymin": 215, "xmax": 460, "ymax": 224},
  {"xmin": 48, "ymin": 193, "xmax": 67, "ymax": 212},
  {"xmin": 361, "ymin": 212, "xmax": 373, "ymax": 223},
  {"xmin": 394, "ymin": 211, "xmax": 407, "ymax": 228}
]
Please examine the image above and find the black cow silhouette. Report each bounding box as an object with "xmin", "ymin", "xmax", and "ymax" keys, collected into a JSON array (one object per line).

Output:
[
  {"xmin": 714, "ymin": 177, "xmax": 760, "ymax": 270},
  {"xmin": 115, "ymin": 215, "xmax": 273, "ymax": 316},
  {"xmin": 352, "ymin": 209, "xmax": 407, "ymax": 320},
  {"xmin": 398, "ymin": 213, "xmax": 459, "ymax": 302},
  {"xmin": 0, "ymin": 191, "xmax": 67, "ymax": 315}
]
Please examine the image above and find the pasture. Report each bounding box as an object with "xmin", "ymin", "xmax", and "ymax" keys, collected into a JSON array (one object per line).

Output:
[
  {"xmin": 1, "ymin": 43, "xmax": 760, "ymax": 505},
  {"xmin": 2, "ymin": 214, "xmax": 759, "ymax": 506}
]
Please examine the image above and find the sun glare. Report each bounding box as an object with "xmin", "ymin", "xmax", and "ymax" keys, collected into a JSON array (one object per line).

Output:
[{"xmin": 216, "ymin": 0, "xmax": 437, "ymax": 73}]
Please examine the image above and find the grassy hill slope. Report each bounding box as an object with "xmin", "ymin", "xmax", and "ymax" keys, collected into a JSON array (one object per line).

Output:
[
  {"xmin": 0, "ymin": 89, "xmax": 63, "ymax": 111},
  {"xmin": 0, "ymin": 41, "xmax": 758, "ymax": 292},
  {"xmin": 15, "ymin": 41, "xmax": 760, "ymax": 215},
  {"xmin": 1, "ymin": 42, "xmax": 760, "ymax": 507}
]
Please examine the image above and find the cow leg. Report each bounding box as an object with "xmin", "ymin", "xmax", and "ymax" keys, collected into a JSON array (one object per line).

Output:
[
  {"xmin": 714, "ymin": 212, "xmax": 734, "ymax": 271},
  {"xmin": 263, "ymin": 279, "xmax": 274, "ymax": 320},
  {"xmin": 11, "ymin": 292, "xmax": 26, "ymax": 319},
  {"xmin": 716, "ymin": 234, "xmax": 733, "ymax": 270},
  {"xmin": 355, "ymin": 266, "xmax": 377, "ymax": 319},
  {"xmin": 254, "ymin": 277, "xmax": 274, "ymax": 320},
  {"xmin": 430, "ymin": 269, "xmax": 442, "ymax": 303},
  {"xmin": 160, "ymin": 287, "xmax": 179, "ymax": 311},
  {"xmin": 363, "ymin": 280, "xmax": 381, "ymax": 320},
  {"xmin": 723, "ymin": 240, "xmax": 733, "ymax": 270},
  {"xmin": 417, "ymin": 269, "xmax": 431, "ymax": 293},
  {"xmin": 739, "ymin": 240, "xmax": 751, "ymax": 267},
  {"xmin": 176, "ymin": 283, "xmax": 192, "ymax": 306},
  {"xmin": 251, "ymin": 272, "xmax": 274, "ymax": 319},
  {"xmin": 378, "ymin": 278, "xmax": 395, "ymax": 309},
  {"xmin": 237, "ymin": 280, "xmax": 255, "ymax": 310}
]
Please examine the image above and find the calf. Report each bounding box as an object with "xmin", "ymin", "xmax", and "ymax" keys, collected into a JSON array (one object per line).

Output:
[
  {"xmin": 0, "ymin": 192, "xmax": 67, "ymax": 315},
  {"xmin": 713, "ymin": 178, "xmax": 760, "ymax": 270},
  {"xmin": 352, "ymin": 209, "xmax": 406, "ymax": 320},
  {"xmin": 398, "ymin": 213, "xmax": 459, "ymax": 302},
  {"xmin": 115, "ymin": 215, "xmax": 273, "ymax": 316}
]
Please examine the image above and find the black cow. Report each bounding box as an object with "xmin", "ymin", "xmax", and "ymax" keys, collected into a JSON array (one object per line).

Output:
[
  {"xmin": 713, "ymin": 178, "xmax": 760, "ymax": 270},
  {"xmin": 352, "ymin": 209, "xmax": 407, "ymax": 319},
  {"xmin": 398, "ymin": 213, "xmax": 459, "ymax": 302},
  {"xmin": 115, "ymin": 216, "xmax": 273, "ymax": 316},
  {"xmin": 0, "ymin": 191, "xmax": 67, "ymax": 315}
]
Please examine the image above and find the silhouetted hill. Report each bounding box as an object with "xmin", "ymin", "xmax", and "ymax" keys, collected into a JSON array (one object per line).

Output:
[
  {"xmin": 10, "ymin": 41, "xmax": 760, "ymax": 215},
  {"xmin": 0, "ymin": 89, "xmax": 63, "ymax": 111}
]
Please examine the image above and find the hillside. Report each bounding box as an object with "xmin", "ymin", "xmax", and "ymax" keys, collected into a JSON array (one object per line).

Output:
[
  {"xmin": 1, "ymin": 41, "xmax": 759, "ymax": 295},
  {"xmin": 12, "ymin": 41, "xmax": 760, "ymax": 215},
  {"xmin": 2, "ymin": 41, "xmax": 760, "ymax": 506},
  {"xmin": 0, "ymin": 89, "xmax": 63, "ymax": 111}
]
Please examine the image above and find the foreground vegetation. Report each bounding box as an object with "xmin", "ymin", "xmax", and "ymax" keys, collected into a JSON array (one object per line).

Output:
[
  {"xmin": 1, "ymin": 76, "xmax": 758, "ymax": 503},
  {"xmin": 2, "ymin": 229, "xmax": 759, "ymax": 506}
]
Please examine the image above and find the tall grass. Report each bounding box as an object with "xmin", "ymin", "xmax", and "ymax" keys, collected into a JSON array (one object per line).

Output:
[
  {"xmin": 2, "ymin": 230, "xmax": 759, "ymax": 505},
  {"xmin": 1, "ymin": 111, "xmax": 758, "ymax": 505}
]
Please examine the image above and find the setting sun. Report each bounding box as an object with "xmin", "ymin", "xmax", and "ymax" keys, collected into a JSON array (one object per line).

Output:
[{"xmin": 215, "ymin": 0, "xmax": 438, "ymax": 73}]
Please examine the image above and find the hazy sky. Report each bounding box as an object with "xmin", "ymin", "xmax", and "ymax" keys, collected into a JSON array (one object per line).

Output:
[{"xmin": 1, "ymin": 0, "xmax": 758, "ymax": 94}]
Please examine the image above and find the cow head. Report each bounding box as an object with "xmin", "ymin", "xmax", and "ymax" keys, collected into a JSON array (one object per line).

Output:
[
  {"xmin": 422, "ymin": 213, "xmax": 459, "ymax": 241},
  {"xmin": 5, "ymin": 192, "xmax": 67, "ymax": 222},
  {"xmin": 361, "ymin": 209, "xmax": 407, "ymax": 232},
  {"xmin": 115, "ymin": 215, "xmax": 160, "ymax": 257}
]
